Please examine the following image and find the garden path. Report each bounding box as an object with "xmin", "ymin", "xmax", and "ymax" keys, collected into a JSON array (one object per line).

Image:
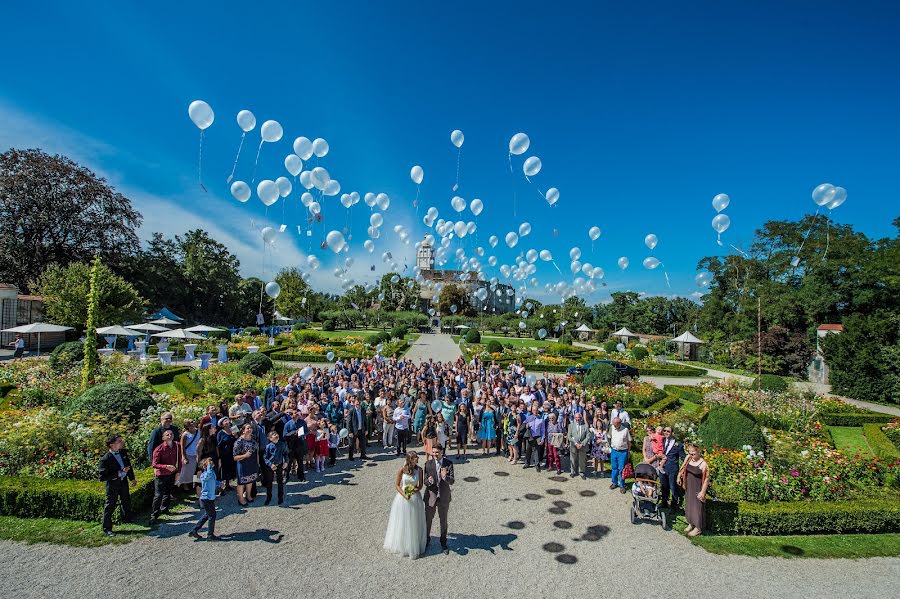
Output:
[{"xmin": 405, "ymin": 332, "xmax": 462, "ymax": 363}]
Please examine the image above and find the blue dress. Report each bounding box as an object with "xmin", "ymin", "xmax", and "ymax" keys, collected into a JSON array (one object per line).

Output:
[
  {"xmin": 479, "ymin": 410, "xmax": 497, "ymax": 441},
  {"xmin": 413, "ymin": 401, "xmax": 428, "ymax": 434}
]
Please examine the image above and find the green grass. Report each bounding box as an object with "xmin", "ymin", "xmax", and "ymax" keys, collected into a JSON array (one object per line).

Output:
[
  {"xmin": 678, "ymin": 400, "xmax": 704, "ymax": 415},
  {"xmin": 0, "ymin": 515, "xmax": 150, "ymax": 547},
  {"xmin": 151, "ymin": 382, "xmax": 179, "ymax": 396},
  {"xmin": 454, "ymin": 335, "xmax": 557, "ymax": 348},
  {"xmin": 829, "ymin": 426, "xmax": 873, "ymax": 454}
]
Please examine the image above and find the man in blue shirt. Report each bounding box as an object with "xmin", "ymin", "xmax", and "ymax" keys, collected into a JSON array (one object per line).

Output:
[{"xmin": 523, "ymin": 404, "xmax": 546, "ymax": 472}]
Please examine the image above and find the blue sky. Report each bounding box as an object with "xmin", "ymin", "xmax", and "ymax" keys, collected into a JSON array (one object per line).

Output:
[{"xmin": 3, "ymin": 1, "xmax": 898, "ymax": 302}]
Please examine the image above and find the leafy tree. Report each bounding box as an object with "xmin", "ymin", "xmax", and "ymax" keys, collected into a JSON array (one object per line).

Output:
[
  {"xmin": 33, "ymin": 259, "xmax": 143, "ymax": 330},
  {"xmin": 81, "ymin": 256, "xmax": 101, "ymax": 389},
  {"xmin": 339, "ymin": 284, "xmax": 376, "ymax": 311},
  {"xmin": 823, "ymin": 311, "xmax": 899, "ymax": 404},
  {"xmin": 379, "ymin": 273, "xmax": 420, "ymax": 312},
  {"xmin": 275, "ymin": 267, "xmax": 313, "ymax": 319},
  {"xmin": 0, "ymin": 149, "xmax": 141, "ymax": 292},
  {"xmin": 438, "ymin": 283, "xmax": 472, "ymax": 317}
]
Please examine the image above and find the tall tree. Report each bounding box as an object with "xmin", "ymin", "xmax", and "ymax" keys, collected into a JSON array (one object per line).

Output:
[
  {"xmin": 275, "ymin": 267, "xmax": 314, "ymax": 319},
  {"xmin": 438, "ymin": 283, "xmax": 472, "ymax": 317},
  {"xmin": 81, "ymin": 256, "xmax": 101, "ymax": 390},
  {"xmin": 379, "ymin": 273, "xmax": 420, "ymax": 312},
  {"xmin": 0, "ymin": 149, "xmax": 141, "ymax": 292}
]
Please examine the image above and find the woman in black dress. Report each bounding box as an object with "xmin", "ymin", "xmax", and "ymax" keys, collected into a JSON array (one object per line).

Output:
[
  {"xmin": 454, "ymin": 403, "xmax": 469, "ymax": 460},
  {"xmin": 233, "ymin": 424, "xmax": 259, "ymax": 506},
  {"xmin": 215, "ymin": 417, "xmax": 236, "ymax": 493},
  {"xmin": 678, "ymin": 443, "xmax": 709, "ymax": 537}
]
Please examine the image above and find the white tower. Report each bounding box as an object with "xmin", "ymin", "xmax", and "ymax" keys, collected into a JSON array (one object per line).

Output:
[{"xmin": 417, "ymin": 238, "xmax": 435, "ymax": 271}]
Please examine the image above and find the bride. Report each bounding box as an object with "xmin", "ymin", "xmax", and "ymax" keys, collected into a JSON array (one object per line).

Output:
[{"xmin": 383, "ymin": 451, "xmax": 427, "ymax": 558}]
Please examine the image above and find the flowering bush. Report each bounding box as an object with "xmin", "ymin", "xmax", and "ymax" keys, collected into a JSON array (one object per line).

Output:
[
  {"xmin": 584, "ymin": 380, "xmax": 661, "ymax": 408},
  {"xmin": 701, "ymin": 380, "xmax": 823, "ymax": 431},
  {"xmin": 883, "ymin": 419, "xmax": 900, "ymax": 452}
]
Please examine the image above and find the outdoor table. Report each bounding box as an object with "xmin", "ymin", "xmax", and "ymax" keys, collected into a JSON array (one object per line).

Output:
[
  {"xmin": 247, "ymin": 346, "xmax": 259, "ymax": 353},
  {"xmin": 104, "ymin": 335, "xmax": 117, "ymax": 349},
  {"xmin": 127, "ymin": 350, "xmax": 141, "ymax": 362},
  {"xmin": 158, "ymin": 351, "xmax": 174, "ymax": 365},
  {"xmin": 136, "ymin": 341, "xmax": 148, "ymax": 362},
  {"xmin": 268, "ymin": 337, "xmax": 275, "ymax": 346},
  {"xmin": 216, "ymin": 343, "xmax": 229, "ymax": 363},
  {"xmin": 184, "ymin": 344, "xmax": 198, "ymax": 361},
  {"xmin": 199, "ymin": 353, "xmax": 213, "ymax": 369},
  {"xmin": 98, "ymin": 348, "xmax": 115, "ymax": 358},
  {"xmin": 157, "ymin": 340, "xmax": 170, "ymax": 353}
]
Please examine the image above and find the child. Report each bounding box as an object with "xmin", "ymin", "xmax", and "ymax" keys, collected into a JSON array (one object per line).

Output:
[
  {"xmin": 264, "ymin": 431, "xmax": 288, "ymax": 505},
  {"xmin": 420, "ymin": 415, "xmax": 437, "ymax": 455},
  {"xmin": 326, "ymin": 423, "xmax": 340, "ymax": 469},
  {"xmin": 435, "ymin": 413, "xmax": 449, "ymax": 449},
  {"xmin": 651, "ymin": 425, "xmax": 666, "ymax": 471},
  {"xmin": 188, "ymin": 457, "xmax": 221, "ymax": 541},
  {"xmin": 315, "ymin": 421, "xmax": 329, "ymax": 472}
]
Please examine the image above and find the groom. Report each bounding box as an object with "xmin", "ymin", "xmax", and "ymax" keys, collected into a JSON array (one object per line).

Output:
[{"xmin": 424, "ymin": 443, "xmax": 454, "ymax": 554}]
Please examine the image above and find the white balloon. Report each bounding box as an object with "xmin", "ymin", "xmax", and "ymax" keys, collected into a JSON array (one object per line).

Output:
[
  {"xmin": 301, "ymin": 192, "xmax": 314, "ymax": 207},
  {"xmin": 230, "ymin": 181, "xmax": 251, "ymax": 202},
  {"xmin": 364, "ymin": 239, "xmax": 374, "ymax": 253},
  {"xmin": 451, "ymin": 129, "xmax": 464, "ymax": 148},
  {"xmin": 257, "ymin": 180, "xmax": 279, "ymax": 206},
  {"xmin": 293, "ymin": 137, "xmax": 313, "ymax": 160},
  {"xmin": 643, "ymin": 257, "xmax": 660, "ymax": 270},
  {"xmin": 526, "ymin": 249, "xmax": 538, "ymax": 263},
  {"xmin": 588, "ymin": 226, "xmax": 601, "ymax": 241},
  {"xmin": 523, "ymin": 156, "xmax": 542, "ymax": 177},
  {"xmin": 712, "ymin": 213, "xmax": 731, "ymax": 234},
  {"xmin": 569, "ymin": 247, "xmax": 581, "ymax": 261},
  {"xmin": 376, "ymin": 193, "xmax": 390, "ymax": 211},
  {"xmin": 505, "ymin": 232, "xmax": 519, "ymax": 248},
  {"xmin": 518, "ymin": 222, "xmax": 531, "ymax": 237},
  {"xmin": 695, "ymin": 272, "xmax": 713, "ymax": 287},
  {"xmin": 236, "ymin": 110, "xmax": 256, "ymax": 132},
  {"xmin": 265, "ymin": 281, "xmax": 281, "ymax": 298},
  {"xmin": 324, "ymin": 179, "xmax": 340, "ymax": 196},
  {"xmin": 340, "ymin": 194, "xmax": 353, "ymax": 208},
  {"xmin": 826, "ymin": 186, "xmax": 848, "ymax": 210},
  {"xmin": 307, "ymin": 255, "xmax": 320, "ymax": 270},
  {"xmin": 812, "ymin": 183, "xmax": 835, "ymax": 206},
  {"xmin": 261, "ymin": 120, "xmax": 283, "ymax": 143},
  {"xmin": 309, "ymin": 201, "xmax": 321, "ymax": 215},
  {"xmin": 545, "ymin": 187, "xmax": 559, "ymax": 206},
  {"xmin": 299, "ymin": 170, "xmax": 314, "ymax": 189},
  {"xmin": 299, "ymin": 366, "xmax": 313, "ymax": 380},
  {"xmin": 454, "ymin": 221, "xmax": 468, "ymax": 238},
  {"xmin": 470, "ymin": 198, "xmax": 483, "ymax": 216},
  {"xmin": 369, "ymin": 213, "xmax": 383, "ymax": 228},
  {"xmin": 312, "ymin": 138, "xmax": 329, "ymax": 157},
  {"xmin": 326, "ymin": 230, "xmax": 345, "ymax": 253},
  {"xmin": 509, "ymin": 132, "xmax": 530, "ymax": 155},
  {"xmin": 410, "ymin": 165, "xmax": 424, "ymax": 185},
  {"xmin": 616, "ymin": 343, "xmax": 626, "ymax": 352},
  {"xmin": 570, "ymin": 260, "xmax": 581, "ymax": 274},
  {"xmin": 364, "ymin": 192, "xmax": 377, "ymax": 208},
  {"xmin": 618, "ymin": 256, "xmax": 629, "ymax": 270},
  {"xmin": 644, "ymin": 234, "xmax": 658, "ymax": 250},
  {"xmin": 539, "ymin": 250, "xmax": 552, "ymax": 261},
  {"xmin": 261, "ymin": 227, "xmax": 276, "ymax": 244},
  {"xmin": 712, "ymin": 193, "xmax": 730, "ymax": 213},
  {"xmin": 326, "ymin": 351, "xmax": 335, "ymax": 362},
  {"xmin": 284, "ymin": 154, "xmax": 303, "ymax": 176},
  {"xmin": 188, "ymin": 100, "xmax": 214, "ymax": 130},
  {"xmin": 275, "ymin": 176, "xmax": 292, "ymax": 198},
  {"xmin": 311, "ymin": 166, "xmax": 331, "ymax": 190},
  {"xmin": 488, "ymin": 235, "xmax": 499, "ymax": 248},
  {"xmin": 451, "ymin": 196, "xmax": 466, "ymax": 213}
]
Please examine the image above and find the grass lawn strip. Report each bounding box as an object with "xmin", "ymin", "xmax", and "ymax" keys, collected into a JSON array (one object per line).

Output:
[{"xmin": 829, "ymin": 426, "xmax": 873, "ymax": 454}]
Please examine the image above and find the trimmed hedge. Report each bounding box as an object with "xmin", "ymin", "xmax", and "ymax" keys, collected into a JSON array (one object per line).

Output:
[
  {"xmin": 48, "ymin": 341, "xmax": 87, "ymax": 373},
  {"xmin": 238, "ymin": 352, "xmax": 274, "ymax": 376},
  {"xmin": 862, "ymin": 423, "xmax": 900, "ymax": 460},
  {"xmin": 584, "ymin": 363, "xmax": 619, "ymax": 387},
  {"xmin": 818, "ymin": 412, "xmax": 892, "ymax": 426},
  {"xmin": 486, "ymin": 340, "xmax": 504, "ymax": 354},
  {"xmin": 639, "ymin": 395, "xmax": 680, "ymax": 414},
  {"xmin": 706, "ymin": 499, "xmax": 900, "ymax": 535},
  {"xmin": 638, "ymin": 366, "xmax": 707, "ymax": 377},
  {"xmin": 173, "ymin": 373, "xmax": 204, "ymax": 398},
  {"xmin": 0, "ymin": 468, "xmax": 155, "ymax": 522},
  {"xmin": 67, "ymin": 383, "xmax": 153, "ymax": 420},
  {"xmin": 699, "ymin": 405, "xmax": 765, "ymax": 451},
  {"xmin": 753, "ymin": 374, "xmax": 788, "ymax": 392},
  {"xmin": 144, "ymin": 366, "xmax": 191, "ymax": 385},
  {"xmin": 663, "ymin": 385, "xmax": 704, "ymax": 403}
]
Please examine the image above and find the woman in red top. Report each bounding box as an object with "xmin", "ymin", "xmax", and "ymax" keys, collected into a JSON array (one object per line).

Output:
[{"xmin": 149, "ymin": 429, "xmax": 182, "ymax": 526}]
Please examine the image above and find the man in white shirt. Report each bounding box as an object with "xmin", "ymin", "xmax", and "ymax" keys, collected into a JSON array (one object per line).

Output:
[
  {"xmin": 393, "ymin": 403, "xmax": 410, "ymax": 455},
  {"xmin": 608, "ymin": 417, "xmax": 632, "ymax": 494},
  {"xmin": 611, "ymin": 400, "xmax": 630, "ymax": 428}
]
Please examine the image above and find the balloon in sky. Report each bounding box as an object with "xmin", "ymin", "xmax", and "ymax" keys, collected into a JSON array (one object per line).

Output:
[
  {"xmin": 588, "ymin": 226, "xmax": 601, "ymax": 241},
  {"xmin": 188, "ymin": 100, "xmax": 214, "ymax": 129},
  {"xmin": 326, "ymin": 230, "xmax": 345, "ymax": 253},
  {"xmin": 293, "ymin": 137, "xmax": 313, "ymax": 160},
  {"xmin": 257, "ymin": 180, "xmax": 279, "ymax": 206},
  {"xmin": 518, "ymin": 222, "xmax": 531, "ymax": 237},
  {"xmin": 695, "ymin": 272, "xmax": 713, "ymax": 287},
  {"xmin": 261, "ymin": 120, "xmax": 283, "ymax": 143},
  {"xmin": 230, "ymin": 181, "xmax": 250, "ymax": 202},
  {"xmin": 284, "ymin": 154, "xmax": 303, "ymax": 176},
  {"xmin": 275, "ymin": 177, "xmax": 292, "ymax": 197},
  {"xmin": 526, "ymin": 249, "xmax": 538, "ymax": 263},
  {"xmin": 505, "ymin": 232, "xmax": 519, "ymax": 248},
  {"xmin": 618, "ymin": 256, "xmax": 629, "ymax": 270},
  {"xmin": 261, "ymin": 226, "xmax": 276, "ymax": 244},
  {"xmin": 312, "ymin": 138, "xmax": 329, "ymax": 157},
  {"xmin": 545, "ymin": 187, "xmax": 559, "ymax": 206},
  {"xmin": 712, "ymin": 193, "xmax": 730, "ymax": 213},
  {"xmin": 265, "ymin": 281, "xmax": 281, "ymax": 299},
  {"xmin": 470, "ymin": 198, "xmax": 483, "ymax": 216},
  {"xmin": 307, "ymin": 255, "xmax": 320, "ymax": 270},
  {"xmin": 488, "ymin": 235, "xmax": 498, "ymax": 248},
  {"xmin": 523, "ymin": 156, "xmax": 542, "ymax": 177},
  {"xmin": 826, "ymin": 186, "xmax": 847, "ymax": 209},
  {"xmin": 451, "ymin": 196, "xmax": 466, "ymax": 213},
  {"xmin": 324, "ymin": 179, "xmax": 340, "ymax": 196},
  {"xmin": 711, "ymin": 213, "xmax": 731, "ymax": 234},
  {"xmin": 299, "ymin": 171, "xmax": 313, "ymax": 189},
  {"xmin": 376, "ymin": 193, "xmax": 390, "ymax": 211},
  {"xmin": 812, "ymin": 183, "xmax": 835, "ymax": 206},
  {"xmin": 451, "ymin": 130, "xmax": 464, "ymax": 148},
  {"xmin": 643, "ymin": 257, "xmax": 661, "ymax": 270},
  {"xmin": 364, "ymin": 239, "xmax": 374, "ymax": 252},
  {"xmin": 370, "ymin": 213, "xmax": 383, "ymax": 227},
  {"xmin": 237, "ymin": 110, "xmax": 256, "ymax": 132},
  {"xmin": 644, "ymin": 234, "xmax": 658, "ymax": 250},
  {"xmin": 410, "ymin": 165, "xmax": 424, "ymax": 185},
  {"xmin": 539, "ymin": 249, "xmax": 552, "ymax": 261},
  {"xmin": 509, "ymin": 133, "xmax": 530, "ymax": 155},
  {"xmin": 569, "ymin": 247, "xmax": 581, "ymax": 261},
  {"xmin": 309, "ymin": 201, "xmax": 321, "ymax": 215}
]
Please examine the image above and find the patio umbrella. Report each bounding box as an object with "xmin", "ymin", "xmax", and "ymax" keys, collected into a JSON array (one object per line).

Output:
[
  {"xmin": 124, "ymin": 322, "xmax": 168, "ymax": 342},
  {"xmin": 96, "ymin": 325, "xmax": 144, "ymax": 350},
  {"xmin": 149, "ymin": 317, "xmax": 181, "ymax": 326},
  {"xmin": 2, "ymin": 322, "xmax": 74, "ymax": 356},
  {"xmin": 454, "ymin": 325, "xmax": 470, "ymax": 329},
  {"xmin": 184, "ymin": 325, "xmax": 226, "ymax": 334},
  {"xmin": 151, "ymin": 328, "xmax": 206, "ymax": 362}
]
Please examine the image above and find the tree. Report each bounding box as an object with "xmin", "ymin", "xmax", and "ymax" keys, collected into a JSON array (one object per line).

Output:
[
  {"xmin": 379, "ymin": 273, "xmax": 420, "ymax": 312},
  {"xmin": 438, "ymin": 284, "xmax": 472, "ymax": 317},
  {"xmin": 0, "ymin": 149, "xmax": 141, "ymax": 292},
  {"xmin": 33, "ymin": 260, "xmax": 143, "ymax": 330},
  {"xmin": 81, "ymin": 256, "xmax": 101, "ymax": 389},
  {"xmin": 823, "ymin": 311, "xmax": 899, "ymax": 405},
  {"xmin": 339, "ymin": 284, "xmax": 376, "ymax": 311},
  {"xmin": 275, "ymin": 267, "xmax": 314, "ymax": 319}
]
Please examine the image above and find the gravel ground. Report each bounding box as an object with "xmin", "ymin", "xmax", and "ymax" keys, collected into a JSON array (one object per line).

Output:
[
  {"xmin": 405, "ymin": 332, "xmax": 462, "ymax": 363},
  {"xmin": 1, "ymin": 442, "xmax": 898, "ymax": 599}
]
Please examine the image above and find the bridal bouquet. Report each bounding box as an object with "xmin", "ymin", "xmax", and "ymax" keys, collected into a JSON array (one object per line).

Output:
[{"xmin": 402, "ymin": 483, "xmax": 416, "ymax": 499}]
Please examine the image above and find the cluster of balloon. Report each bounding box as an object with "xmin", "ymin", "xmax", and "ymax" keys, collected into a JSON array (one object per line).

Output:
[
  {"xmin": 226, "ymin": 110, "xmax": 256, "ymax": 183},
  {"xmin": 450, "ymin": 130, "xmax": 464, "ymax": 191},
  {"xmin": 642, "ymin": 234, "xmax": 670, "ymax": 287},
  {"xmin": 410, "ymin": 165, "xmax": 424, "ymax": 210},
  {"xmin": 187, "ymin": 100, "xmax": 215, "ymax": 190},
  {"xmin": 792, "ymin": 183, "xmax": 849, "ymax": 266},
  {"xmin": 711, "ymin": 193, "xmax": 731, "ymax": 246}
]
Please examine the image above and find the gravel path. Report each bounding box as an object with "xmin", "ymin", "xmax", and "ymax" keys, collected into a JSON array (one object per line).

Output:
[
  {"xmin": 405, "ymin": 332, "xmax": 462, "ymax": 363},
  {"xmin": 1, "ymin": 443, "xmax": 897, "ymax": 599}
]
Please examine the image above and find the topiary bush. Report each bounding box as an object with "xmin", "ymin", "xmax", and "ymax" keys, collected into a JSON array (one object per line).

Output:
[
  {"xmin": 753, "ymin": 374, "xmax": 788, "ymax": 393},
  {"xmin": 238, "ymin": 352, "xmax": 274, "ymax": 376},
  {"xmin": 632, "ymin": 346, "xmax": 649, "ymax": 361},
  {"xmin": 67, "ymin": 383, "xmax": 153, "ymax": 420},
  {"xmin": 559, "ymin": 334, "xmax": 573, "ymax": 346},
  {"xmin": 584, "ymin": 363, "xmax": 619, "ymax": 387},
  {"xmin": 294, "ymin": 330, "xmax": 322, "ymax": 344},
  {"xmin": 486, "ymin": 340, "xmax": 504, "ymax": 354},
  {"xmin": 464, "ymin": 328, "xmax": 481, "ymax": 343},
  {"xmin": 206, "ymin": 329, "xmax": 231, "ymax": 341},
  {"xmin": 242, "ymin": 326, "xmax": 261, "ymax": 336},
  {"xmin": 322, "ymin": 320, "xmax": 336, "ymax": 331},
  {"xmin": 603, "ymin": 340, "xmax": 618, "ymax": 353},
  {"xmin": 390, "ymin": 325, "xmax": 408, "ymax": 340},
  {"xmin": 698, "ymin": 405, "xmax": 765, "ymax": 451},
  {"xmin": 48, "ymin": 341, "xmax": 87, "ymax": 373}
]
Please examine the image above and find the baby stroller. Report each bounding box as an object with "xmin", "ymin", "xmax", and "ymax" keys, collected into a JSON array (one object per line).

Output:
[{"xmin": 629, "ymin": 463, "xmax": 668, "ymax": 529}]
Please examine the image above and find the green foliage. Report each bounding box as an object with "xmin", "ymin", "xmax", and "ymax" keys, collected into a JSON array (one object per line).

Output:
[
  {"xmin": 632, "ymin": 346, "xmax": 649, "ymax": 361},
  {"xmin": 144, "ymin": 366, "xmax": 190, "ymax": 385},
  {"xmin": 753, "ymin": 374, "xmax": 789, "ymax": 392},
  {"xmin": 379, "ymin": 272, "xmax": 420, "ymax": 312},
  {"xmin": 824, "ymin": 311, "xmax": 900, "ymax": 405},
  {"xmin": 293, "ymin": 330, "xmax": 322, "ymax": 344},
  {"xmin": 67, "ymin": 383, "xmax": 153, "ymax": 420},
  {"xmin": 464, "ymin": 328, "xmax": 481, "ymax": 343},
  {"xmin": 0, "ymin": 469, "xmax": 155, "ymax": 522},
  {"xmin": 242, "ymin": 326, "xmax": 260, "ymax": 336},
  {"xmin": 603, "ymin": 340, "xmax": 618, "ymax": 353},
  {"xmin": 558, "ymin": 334, "xmax": 573, "ymax": 346},
  {"xmin": 172, "ymin": 373, "xmax": 204, "ymax": 398},
  {"xmin": 818, "ymin": 413, "xmax": 892, "ymax": 426},
  {"xmin": 706, "ymin": 499, "xmax": 900, "ymax": 536},
  {"xmin": 664, "ymin": 385, "xmax": 704, "ymax": 403},
  {"xmin": 862, "ymin": 424, "xmax": 900, "ymax": 459},
  {"xmin": 238, "ymin": 352, "xmax": 273, "ymax": 376},
  {"xmin": 81, "ymin": 256, "xmax": 101, "ymax": 390},
  {"xmin": 698, "ymin": 406, "xmax": 765, "ymax": 450},
  {"xmin": 390, "ymin": 325, "xmax": 408, "ymax": 340},
  {"xmin": 48, "ymin": 341, "xmax": 86, "ymax": 373},
  {"xmin": 365, "ymin": 331, "xmax": 391, "ymax": 346},
  {"xmin": 486, "ymin": 340, "xmax": 504, "ymax": 354},
  {"xmin": 584, "ymin": 363, "xmax": 619, "ymax": 387},
  {"xmin": 438, "ymin": 283, "xmax": 472, "ymax": 317},
  {"xmin": 274, "ymin": 267, "xmax": 313, "ymax": 321},
  {"xmin": 638, "ymin": 366, "xmax": 707, "ymax": 377},
  {"xmin": 322, "ymin": 320, "xmax": 336, "ymax": 331},
  {"xmin": 206, "ymin": 329, "xmax": 230, "ymax": 341}
]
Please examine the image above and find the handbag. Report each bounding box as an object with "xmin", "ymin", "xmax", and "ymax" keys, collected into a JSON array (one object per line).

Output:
[
  {"xmin": 550, "ymin": 432, "xmax": 564, "ymax": 448},
  {"xmin": 622, "ymin": 461, "xmax": 634, "ymax": 481}
]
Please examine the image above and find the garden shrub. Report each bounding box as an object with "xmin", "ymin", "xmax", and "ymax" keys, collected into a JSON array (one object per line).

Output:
[
  {"xmin": 293, "ymin": 330, "xmax": 322, "ymax": 344},
  {"xmin": 642, "ymin": 395, "xmax": 680, "ymax": 415},
  {"xmin": 632, "ymin": 346, "xmax": 649, "ymax": 361},
  {"xmin": 242, "ymin": 326, "xmax": 261, "ymax": 336},
  {"xmin": 0, "ymin": 383, "xmax": 16, "ymax": 398},
  {"xmin": 486, "ymin": 340, "xmax": 504, "ymax": 354},
  {"xmin": 238, "ymin": 353, "xmax": 274, "ymax": 376},
  {"xmin": 603, "ymin": 340, "xmax": 618, "ymax": 353},
  {"xmin": 504, "ymin": 342, "xmax": 514, "ymax": 350},
  {"xmin": 558, "ymin": 334, "xmax": 573, "ymax": 346},
  {"xmin": 706, "ymin": 499, "xmax": 900, "ymax": 536},
  {"xmin": 863, "ymin": 423, "xmax": 900, "ymax": 460},
  {"xmin": 173, "ymin": 373, "xmax": 205, "ymax": 398},
  {"xmin": 753, "ymin": 374, "xmax": 788, "ymax": 392},
  {"xmin": 0, "ymin": 469, "xmax": 155, "ymax": 522},
  {"xmin": 365, "ymin": 332, "xmax": 388, "ymax": 346},
  {"xmin": 390, "ymin": 325, "xmax": 408, "ymax": 340},
  {"xmin": 206, "ymin": 329, "xmax": 231, "ymax": 341},
  {"xmin": 66, "ymin": 383, "xmax": 153, "ymax": 420},
  {"xmin": 322, "ymin": 320, "xmax": 336, "ymax": 331},
  {"xmin": 584, "ymin": 363, "xmax": 619, "ymax": 387},
  {"xmin": 144, "ymin": 361, "xmax": 164, "ymax": 374},
  {"xmin": 464, "ymin": 328, "xmax": 481, "ymax": 344},
  {"xmin": 818, "ymin": 413, "xmax": 892, "ymax": 426},
  {"xmin": 698, "ymin": 405, "xmax": 765, "ymax": 451},
  {"xmin": 663, "ymin": 385, "xmax": 704, "ymax": 404},
  {"xmin": 48, "ymin": 341, "xmax": 87, "ymax": 373},
  {"xmin": 144, "ymin": 366, "xmax": 190, "ymax": 385}
]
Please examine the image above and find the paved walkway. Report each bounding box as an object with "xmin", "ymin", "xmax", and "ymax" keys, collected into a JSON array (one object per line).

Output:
[
  {"xmin": 1, "ymin": 443, "xmax": 895, "ymax": 598},
  {"xmin": 405, "ymin": 332, "xmax": 462, "ymax": 363}
]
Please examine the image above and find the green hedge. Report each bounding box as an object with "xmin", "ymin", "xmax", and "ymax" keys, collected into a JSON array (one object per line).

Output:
[
  {"xmin": 663, "ymin": 385, "xmax": 704, "ymax": 403},
  {"xmin": 0, "ymin": 383, "xmax": 15, "ymax": 398},
  {"xmin": 639, "ymin": 366, "xmax": 707, "ymax": 377},
  {"xmin": 638, "ymin": 395, "xmax": 680, "ymax": 415},
  {"xmin": 863, "ymin": 424, "xmax": 900, "ymax": 460},
  {"xmin": 706, "ymin": 499, "xmax": 900, "ymax": 535},
  {"xmin": 144, "ymin": 366, "xmax": 191, "ymax": 385},
  {"xmin": 818, "ymin": 413, "xmax": 893, "ymax": 426},
  {"xmin": 0, "ymin": 469, "xmax": 155, "ymax": 522},
  {"xmin": 173, "ymin": 373, "xmax": 204, "ymax": 398},
  {"xmin": 271, "ymin": 352, "xmax": 336, "ymax": 362}
]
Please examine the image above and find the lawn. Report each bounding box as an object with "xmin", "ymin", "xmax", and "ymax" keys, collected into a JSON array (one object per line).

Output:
[
  {"xmin": 151, "ymin": 382, "xmax": 178, "ymax": 395},
  {"xmin": 829, "ymin": 426, "xmax": 873, "ymax": 454},
  {"xmin": 454, "ymin": 335, "xmax": 557, "ymax": 348}
]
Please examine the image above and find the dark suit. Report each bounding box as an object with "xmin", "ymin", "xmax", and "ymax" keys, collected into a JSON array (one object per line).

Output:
[
  {"xmin": 348, "ymin": 407, "xmax": 367, "ymax": 459},
  {"xmin": 423, "ymin": 456, "xmax": 454, "ymax": 549},
  {"xmin": 660, "ymin": 438, "xmax": 686, "ymax": 509},
  {"xmin": 98, "ymin": 449, "xmax": 136, "ymax": 532}
]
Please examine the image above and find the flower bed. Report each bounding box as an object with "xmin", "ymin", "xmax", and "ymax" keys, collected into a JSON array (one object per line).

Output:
[{"xmin": 884, "ymin": 419, "xmax": 900, "ymax": 452}]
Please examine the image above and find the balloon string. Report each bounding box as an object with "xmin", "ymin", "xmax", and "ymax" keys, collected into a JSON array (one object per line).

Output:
[
  {"xmin": 453, "ymin": 148, "xmax": 462, "ymax": 191},
  {"xmin": 251, "ymin": 140, "xmax": 264, "ymax": 185},
  {"xmin": 822, "ymin": 217, "xmax": 830, "ymax": 261},
  {"xmin": 414, "ymin": 185, "xmax": 420, "ymax": 215},
  {"xmin": 227, "ymin": 132, "xmax": 246, "ymax": 184},
  {"xmin": 663, "ymin": 267, "xmax": 671, "ymax": 289},
  {"xmin": 198, "ymin": 130, "xmax": 207, "ymax": 192},
  {"xmin": 794, "ymin": 208, "xmax": 820, "ymax": 262},
  {"xmin": 729, "ymin": 244, "xmax": 749, "ymax": 258},
  {"xmin": 551, "ymin": 260, "xmax": 562, "ymax": 275}
]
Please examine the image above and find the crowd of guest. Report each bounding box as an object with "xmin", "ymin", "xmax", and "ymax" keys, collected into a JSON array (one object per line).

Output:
[{"xmin": 100, "ymin": 354, "xmax": 707, "ymax": 539}]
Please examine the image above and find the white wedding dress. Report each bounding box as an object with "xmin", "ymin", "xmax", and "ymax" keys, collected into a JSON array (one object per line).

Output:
[{"xmin": 384, "ymin": 470, "xmax": 427, "ymax": 558}]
